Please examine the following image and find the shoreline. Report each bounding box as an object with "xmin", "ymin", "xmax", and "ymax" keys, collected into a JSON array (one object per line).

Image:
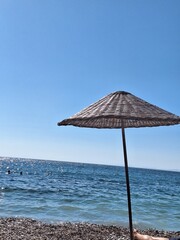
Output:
[{"xmin": 0, "ymin": 218, "xmax": 179, "ymax": 240}]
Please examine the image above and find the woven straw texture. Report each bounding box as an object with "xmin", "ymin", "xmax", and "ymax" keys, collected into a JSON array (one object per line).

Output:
[{"xmin": 58, "ymin": 91, "xmax": 180, "ymax": 128}]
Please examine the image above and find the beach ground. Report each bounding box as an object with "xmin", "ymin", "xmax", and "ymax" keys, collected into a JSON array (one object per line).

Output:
[{"xmin": 0, "ymin": 218, "xmax": 179, "ymax": 240}]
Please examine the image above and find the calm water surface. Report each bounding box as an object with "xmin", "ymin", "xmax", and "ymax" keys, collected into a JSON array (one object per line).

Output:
[{"xmin": 0, "ymin": 157, "xmax": 179, "ymax": 231}]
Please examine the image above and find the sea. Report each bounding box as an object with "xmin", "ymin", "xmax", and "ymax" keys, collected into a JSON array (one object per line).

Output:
[{"xmin": 0, "ymin": 157, "xmax": 179, "ymax": 231}]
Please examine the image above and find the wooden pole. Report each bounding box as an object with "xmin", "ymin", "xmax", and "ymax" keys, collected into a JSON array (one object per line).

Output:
[{"xmin": 121, "ymin": 127, "xmax": 134, "ymax": 240}]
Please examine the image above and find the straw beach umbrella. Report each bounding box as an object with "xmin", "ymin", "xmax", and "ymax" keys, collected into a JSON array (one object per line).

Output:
[{"xmin": 57, "ymin": 91, "xmax": 180, "ymax": 240}]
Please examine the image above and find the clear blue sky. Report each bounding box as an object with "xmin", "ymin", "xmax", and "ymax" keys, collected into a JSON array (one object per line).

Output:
[{"xmin": 0, "ymin": 0, "xmax": 179, "ymax": 171}]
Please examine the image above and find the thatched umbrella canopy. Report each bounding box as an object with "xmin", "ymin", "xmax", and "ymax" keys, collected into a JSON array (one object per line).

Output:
[
  {"xmin": 58, "ymin": 91, "xmax": 180, "ymax": 128},
  {"xmin": 58, "ymin": 91, "xmax": 180, "ymax": 240}
]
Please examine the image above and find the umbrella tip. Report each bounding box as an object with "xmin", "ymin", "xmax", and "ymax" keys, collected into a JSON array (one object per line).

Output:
[{"xmin": 113, "ymin": 91, "xmax": 131, "ymax": 95}]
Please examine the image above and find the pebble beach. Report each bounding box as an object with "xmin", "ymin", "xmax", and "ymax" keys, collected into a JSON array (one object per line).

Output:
[{"xmin": 0, "ymin": 218, "xmax": 179, "ymax": 240}]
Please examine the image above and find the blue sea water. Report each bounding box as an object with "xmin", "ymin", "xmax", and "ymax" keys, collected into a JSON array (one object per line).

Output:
[{"xmin": 0, "ymin": 157, "xmax": 179, "ymax": 231}]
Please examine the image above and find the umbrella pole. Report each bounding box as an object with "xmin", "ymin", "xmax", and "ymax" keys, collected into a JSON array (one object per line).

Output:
[{"xmin": 121, "ymin": 127, "xmax": 134, "ymax": 240}]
